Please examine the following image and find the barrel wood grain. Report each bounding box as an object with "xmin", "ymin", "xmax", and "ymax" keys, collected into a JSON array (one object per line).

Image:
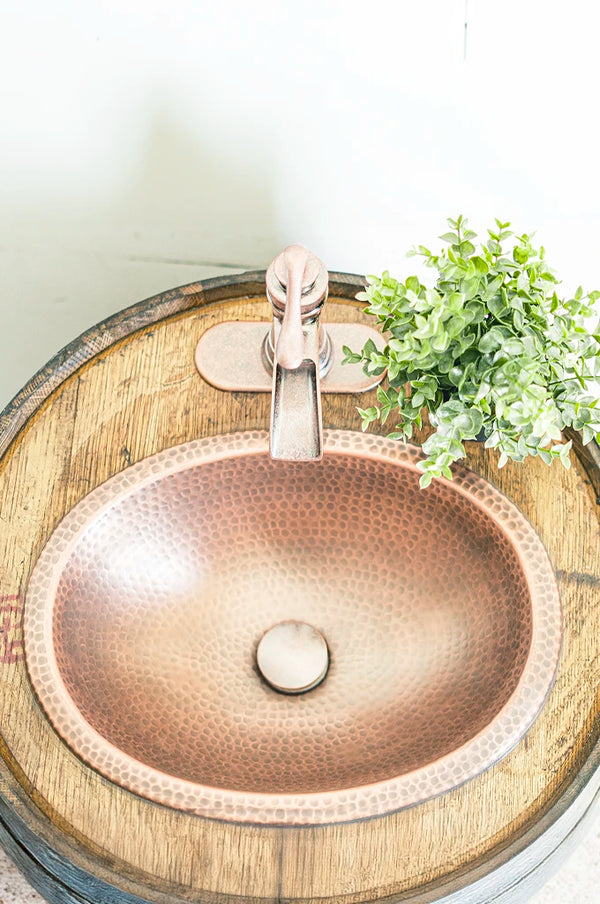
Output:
[{"xmin": 0, "ymin": 272, "xmax": 599, "ymax": 904}]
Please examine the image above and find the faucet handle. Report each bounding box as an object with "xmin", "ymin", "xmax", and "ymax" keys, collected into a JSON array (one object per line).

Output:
[
  {"xmin": 275, "ymin": 246, "xmax": 316, "ymax": 370},
  {"xmin": 266, "ymin": 245, "xmax": 328, "ymax": 371}
]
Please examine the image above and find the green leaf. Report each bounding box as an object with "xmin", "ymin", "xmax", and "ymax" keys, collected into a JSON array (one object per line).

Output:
[
  {"xmin": 504, "ymin": 338, "xmax": 525, "ymax": 356},
  {"xmin": 357, "ymin": 407, "xmax": 379, "ymax": 431},
  {"xmin": 388, "ymin": 360, "xmax": 402, "ymax": 381},
  {"xmin": 487, "ymin": 292, "xmax": 509, "ymax": 317},
  {"xmin": 419, "ymin": 471, "xmax": 434, "ymax": 489},
  {"xmin": 513, "ymin": 245, "xmax": 529, "ymax": 264},
  {"xmin": 341, "ymin": 345, "xmax": 362, "ymax": 365},
  {"xmin": 431, "ymin": 331, "xmax": 451, "ymax": 353},
  {"xmin": 460, "ymin": 277, "xmax": 480, "ymax": 300},
  {"xmin": 478, "ymin": 331, "xmax": 503, "ymax": 353},
  {"xmin": 484, "ymin": 275, "xmax": 504, "ymax": 298},
  {"xmin": 470, "ymin": 255, "xmax": 490, "ymax": 275},
  {"xmin": 362, "ymin": 337, "xmax": 377, "ymax": 358}
]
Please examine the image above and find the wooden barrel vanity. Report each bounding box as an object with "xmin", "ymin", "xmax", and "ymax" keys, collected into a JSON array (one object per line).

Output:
[{"xmin": 1, "ymin": 272, "xmax": 600, "ymax": 903}]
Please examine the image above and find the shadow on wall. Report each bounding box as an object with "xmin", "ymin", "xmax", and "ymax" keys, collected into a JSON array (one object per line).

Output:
[
  {"xmin": 102, "ymin": 107, "xmax": 281, "ymax": 269},
  {"xmin": 0, "ymin": 107, "xmax": 281, "ymax": 405}
]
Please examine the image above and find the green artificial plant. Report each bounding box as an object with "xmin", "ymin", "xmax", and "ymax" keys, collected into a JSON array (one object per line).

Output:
[{"xmin": 343, "ymin": 216, "xmax": 600, "ymax": 488}]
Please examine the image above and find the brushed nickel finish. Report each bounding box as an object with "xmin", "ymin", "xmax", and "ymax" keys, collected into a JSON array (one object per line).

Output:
[
  {"xmin": 24, "ymin": 431, "xmax": 562, "ymax": 826},
  {"xmin": 256, "ymin": 621, "xmax": 330, "ymax": 694}
]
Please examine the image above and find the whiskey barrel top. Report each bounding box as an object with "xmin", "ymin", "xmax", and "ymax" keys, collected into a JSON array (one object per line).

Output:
[{"xmin": 0, "ymin": 272, "xmax": 599, "ymax": 904}]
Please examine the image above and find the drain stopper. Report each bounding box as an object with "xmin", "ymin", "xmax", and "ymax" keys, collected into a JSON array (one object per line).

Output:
[{"xmin": 256, "ymin": 621, "xmax": 329, "ymax": 694}]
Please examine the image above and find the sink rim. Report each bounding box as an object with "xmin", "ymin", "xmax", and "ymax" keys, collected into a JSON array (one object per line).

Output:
[{"xmin": 24, "ymin": 429, "xmax": 562, "ymax": 826}]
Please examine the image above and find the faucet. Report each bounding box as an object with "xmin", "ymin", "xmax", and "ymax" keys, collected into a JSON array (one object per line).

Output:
[
  {"xmin": 194, "ymin": 245, "xmax": 384, "ymax": 454},
  {"xmin": 263, "ymin": 245, "xmax": 331, "ymax": 461}
]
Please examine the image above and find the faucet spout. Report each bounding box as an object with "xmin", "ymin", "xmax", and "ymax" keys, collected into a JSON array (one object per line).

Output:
[{"xmin": 265, "ymin": 245, "xmax": 329, "ymax": 461}]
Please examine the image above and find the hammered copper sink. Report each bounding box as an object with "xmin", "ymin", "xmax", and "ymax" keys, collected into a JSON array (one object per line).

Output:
[{"xmin": 24, "ymin": 430, "xmax": 561, "ymax": 826}]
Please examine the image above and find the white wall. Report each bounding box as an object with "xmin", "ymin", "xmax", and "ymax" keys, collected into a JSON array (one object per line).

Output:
[{"xmin": 1, "ymin": 0, "xmax": 599, "ymax": 406}]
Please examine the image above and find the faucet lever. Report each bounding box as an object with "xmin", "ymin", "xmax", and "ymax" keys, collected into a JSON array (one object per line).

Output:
[{"xmin": 275, "ymin": 245, "xmax": 318, "ymax": 370}]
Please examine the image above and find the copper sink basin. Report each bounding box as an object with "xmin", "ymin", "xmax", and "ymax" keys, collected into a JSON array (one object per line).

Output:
[{"xmin": 24, "ymin": 431, "xmax": 561, "ymax": 825}]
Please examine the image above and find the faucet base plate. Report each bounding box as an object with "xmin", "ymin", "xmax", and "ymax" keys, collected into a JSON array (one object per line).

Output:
[{"xmin": 195, "ymin": 322, "xmax": 384, "ymax": 393}]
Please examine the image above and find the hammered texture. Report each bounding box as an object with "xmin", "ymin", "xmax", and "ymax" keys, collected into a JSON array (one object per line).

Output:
[{"xmin": 24, "ymin": 431, "xmax": 561, "ymax": 825}]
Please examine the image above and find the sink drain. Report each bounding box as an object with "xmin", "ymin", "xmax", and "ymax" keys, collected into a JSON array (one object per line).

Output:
[{"xmin": 256, "ymin": 621, "xmax": 329, "ymax": 694}]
